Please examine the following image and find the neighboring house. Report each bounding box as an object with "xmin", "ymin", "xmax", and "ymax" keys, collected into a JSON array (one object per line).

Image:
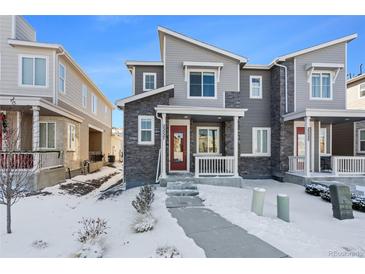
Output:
[
  {"xmin": 347, "ymin": 73, "xmax": 365, "ymax": 156},
  {"xmin": 111, "ymin": 127, "xmax": 123, "ymax": 162},
  {"xmin": 0, "ymin": 16, "xmax": 114, "ymax": 189},
  {"xmin": 116, "ymin": 26, "xmax": 365, "ymax": 188}
]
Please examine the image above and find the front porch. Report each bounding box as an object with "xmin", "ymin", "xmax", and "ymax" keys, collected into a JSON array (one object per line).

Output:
[
  {"xmin": 155, "ymin": 105, "xmax": 247, "ymax": 183},
  {"xmin": 284, "ymin": 108, "xmax": 365, "ymax": 184}
]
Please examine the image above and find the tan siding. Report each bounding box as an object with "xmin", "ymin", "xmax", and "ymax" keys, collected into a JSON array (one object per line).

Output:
[{"xmin": 347, "ymin": 79, "xmax": 365, "ymax": 109}]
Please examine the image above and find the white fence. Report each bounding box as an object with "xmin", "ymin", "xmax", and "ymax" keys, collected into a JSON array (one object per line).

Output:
[
  {"xmin": 288, "ymin": 156, "xmax": 305, "ymax": 173},
  {"xmin": 0, "ymin": 151, "xmax": 63, "ymax": 171},
  {"xmin": 195, "ymin": 156, "xmax": 235, "ymax": 177},
  {"xmin": 332, "ymin": 156, "xmax": 365, "ymax": 176}
]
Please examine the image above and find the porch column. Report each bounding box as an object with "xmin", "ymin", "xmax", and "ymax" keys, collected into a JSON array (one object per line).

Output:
[
  {"xmin": 304, "ymin": 116, "xmax": 311, "ymax": 177},
  {"xmin": 32, "ymin": 106, "xmax": 40, "ymax": 151},
  {"xmin": 16, "ymin": 111, "xmax": 21, "ymax": 150},
  {"xmin": 160, "ymin": 113, "xmax": 167, "ymax": 178},
  {"xmin": 233, "ymin": 116, "xmax": 239, "ymax": 177}
]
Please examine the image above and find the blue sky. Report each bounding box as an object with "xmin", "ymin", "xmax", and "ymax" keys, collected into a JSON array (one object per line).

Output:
[{"xmin": 25, "ymin": 16, "xmax": 365, "ymax": 128}]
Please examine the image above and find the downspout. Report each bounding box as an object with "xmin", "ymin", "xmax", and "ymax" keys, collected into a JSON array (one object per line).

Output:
[
  {"xmin": 54, "ymin": 47, "xmax": 65, "ymax": 105},
  {"xmin": 274, "ymin": 61, "xmax": 288, "ymax": 113}
]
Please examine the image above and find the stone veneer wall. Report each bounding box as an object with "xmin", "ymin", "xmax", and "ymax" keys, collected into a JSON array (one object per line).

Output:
[
  {"xmin": 123, "ymin": 91, "xmax": 172, "ymax": 188},
  {"xmin": 270, "ymin": 61, "xmax": 294, "ymax": 179}
]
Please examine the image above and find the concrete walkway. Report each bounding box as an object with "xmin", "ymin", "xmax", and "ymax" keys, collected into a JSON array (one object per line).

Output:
[{"xmin": 169, "ymin": 207, "xmax": 289, "ymax": 258}]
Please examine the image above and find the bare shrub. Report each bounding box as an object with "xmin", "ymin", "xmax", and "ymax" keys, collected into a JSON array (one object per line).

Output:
[
  {"xmin": 133, "ymin": 213, "xmax": 156, "ymax": 233},
  {"xmin": 131, "ymin": 184, "xmax": 155, "ymax": 215},
  {"xmin": 155, "ymin": 246, "xmax": 182, "ymax": 258},
  {"xmin": 77, "ymin": 217, "xmax": 108, "ymax": 244}
]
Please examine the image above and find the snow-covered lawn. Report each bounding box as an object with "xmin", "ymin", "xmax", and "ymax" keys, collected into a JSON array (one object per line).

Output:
[
  {"xmin": 0, "ymin": 166, "xmax": 204, "ymax": 258},
  {"xmin": 199, "ymin": 180, "xmax": 365, "ymax": 258}
]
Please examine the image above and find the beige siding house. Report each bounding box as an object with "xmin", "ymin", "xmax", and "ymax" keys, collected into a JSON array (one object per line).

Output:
[{"xmin": 0, "ymin": 16, "xmax": 114, "ymax": 190}]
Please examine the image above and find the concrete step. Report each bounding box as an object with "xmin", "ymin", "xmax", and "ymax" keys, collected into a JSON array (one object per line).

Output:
[
  {"xmin": 167, "ymin": 181, "xmax": 197, "ymax": 190},
  {"xmin": 166, "ymin": 189, "xmax": 199, "ymax": 196},
  {"xmin": 166, "ymin": 196, "xmax": 204, "ymax": 208}
]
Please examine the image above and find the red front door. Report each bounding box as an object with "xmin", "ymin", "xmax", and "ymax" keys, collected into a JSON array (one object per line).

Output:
[
  {"xmin": 170, "ymin": 125, "xmax": 187, "ymax": 171},
  {"xmin": 296, "ymin": 127, "xmax": 305, "ymax": 156}
]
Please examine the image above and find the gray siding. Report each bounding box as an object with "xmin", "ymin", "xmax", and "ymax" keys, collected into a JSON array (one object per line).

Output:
[
  {"xmin": 134, "ymin": 65, "xmax": 164, "ymax": 95},
  {"xmin": 165, "ymin": 34, "xmax": 240, "ymax": 107},
  {"xmin": 295, "ymin": 43, "xmax": 347, "ymax": 111},
  {"xmin": 238, "ymin": 69, "xmax": 272, "ymax": 153},
  {"xmin": 15, "ymin": 16, "xmax": 36, "ymax": 41}
]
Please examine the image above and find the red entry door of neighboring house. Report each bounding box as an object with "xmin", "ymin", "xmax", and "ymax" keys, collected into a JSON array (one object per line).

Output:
[{"xmin": 170, "ymin": 125, "xmax": 187, "ymax": 171}]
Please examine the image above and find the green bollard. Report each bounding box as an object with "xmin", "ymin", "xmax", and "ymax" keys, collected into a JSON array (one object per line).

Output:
[
  {"xmin": 277, "ymin": 194, "xmax": 290, "ymax": 222},
  {"xmin": 251, "ymin": 187, "xmax": 266, "ymax": 216}
]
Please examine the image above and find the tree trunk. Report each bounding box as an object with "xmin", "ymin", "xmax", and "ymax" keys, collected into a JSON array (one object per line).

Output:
[{"xmin": 6, "ymin": 202, "xmax": 11, "ymax": 234}]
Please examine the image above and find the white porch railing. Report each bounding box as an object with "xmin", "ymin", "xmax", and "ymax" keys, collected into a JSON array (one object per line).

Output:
[
  {"xmin": 332, "ymin": 156, "xmax": 365, "ymax": 176},
  {"xmin": 195, "ymin": 156, "xmax": 235, "ymax": 177},
  {"xmin": 288, "ymin": 156, "xmax": 305, "ymax": 173},
  {"xmin": 0, "ymin": 151, "xmax": 64, "ymax": 171}
]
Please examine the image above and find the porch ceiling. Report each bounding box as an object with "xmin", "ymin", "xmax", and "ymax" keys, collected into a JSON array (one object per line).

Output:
[
  {"xmin": 155, "ymin": 105, "xmax": 247, "ymax": 117},
  {"xmin": 283, "ymin": 108, "xmax": 365, "ymax": 124}
]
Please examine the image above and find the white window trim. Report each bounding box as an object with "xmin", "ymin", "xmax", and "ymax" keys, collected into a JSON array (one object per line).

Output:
[
  {"xmin": 82, "ymin": 84, "xmax": 88, "ymax": 109},
  {"xmin": 196, "ymin": 126, "xmax": 220, "ymax": 154},
  {"xmin": 39, "ymin": 121, "xmax": 56, "ymax": 149},
  {"xmin": 319, "ymin": 127, "xmax": 330, "ymax": 156},
  {"xmin": 249, "ymin": 75, "xmax": 263, "ymax": 99},
  {"xmin": 187, "ymin": 69, "xmax": 217, "ymax": 100},
  {"xmin": 358, "ymin": 129, "xmax": 365, "ymax": 153},
  {"xmin": 67, "ymin": 123, "xmax": 76, "ymax": 151},
  {"xmin": 91, "ymin": 93, "xmax": 97, "ymax": 114},
  {"xmin": 309, "ymin": 70, "xmax": 333, "ymax": 101},
  {"xmin": 18, "ymin": 54, "xmax": 49, "ymax": 88},
  {"xmin": 252, "ymin": 127, "xmax": 271, "ymax": 156},
  {"xmin": 359, "ymin": 83, "xmax": 365, "ymax": 99},
  {"xmin": 143, "ymin": 72, "xmax": 157, "ymax": 92},
  {"xmin": 59, "ymin": 63, "xmax": 66, "ymax": 93},
  {"xmin": 138, "ymin": 115, "xmax": 155, "ymax": 145}
]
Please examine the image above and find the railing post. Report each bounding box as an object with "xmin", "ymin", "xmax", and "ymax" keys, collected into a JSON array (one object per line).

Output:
[
  {"xmin": 195, "ymin": 157, "xmax": 199, "ymax": 178},
  {"xmin": 332, "ymin": 156, "xmax": 338, "ymax": 176}
]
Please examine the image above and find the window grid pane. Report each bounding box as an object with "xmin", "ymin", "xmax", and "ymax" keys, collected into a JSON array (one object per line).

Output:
[
  {"xmin": 35, "ymin": 58, "xmax": 46, "ymax": 86},
  {"xmin": 22, "ymin": 57, "xmax": 33, "ymax": 85},
  {"xmin": 203, "ymin": 72, "xmax": 215, "ymax": 97},
  {"xmin": 312, "ymin": 74, "xmax": 321, "ymax": 98},
  {"xmin": 145, "ymin": 75, "xmax": 155, "ymax": 90},
  {"xmin": 39, "ymin": 123, "xmax": 47, "ymax": 148},
  {"xmin": 47, "ymin": 123, "xmax": 55, "ymax": 148},
  {"xmin": 190, "ymin": 72, "xmax": 202, "ymax": 97},
  {"xmin": 321, "ymin": 73, "xmax": 331, "ymax": 98}
]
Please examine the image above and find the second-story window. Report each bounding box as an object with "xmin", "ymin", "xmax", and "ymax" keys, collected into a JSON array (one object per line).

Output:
[
  {"xmin": 311, "ymin": 72, "xmax": 331, "ymax": 99},
  {"xmin": 360, "ymin": 83, "xmax": 365, "ymax": 98},
  {"xmin": 20, "ymin": 55, "xmax": 47, "ymax": 87},
  {"xmin": 250, "ymin": 76, "xmax": 262, "ymax": 99},
  {"xmin": 92, "ymin": 93, "xmax": 97, "ymax": 114},
  {"xmin": 189, "ymin": 71, "xmax": 215, "ymax": 98},
  {"xmin": 82, "ymin": 84, "xmax": 88, "ymax": 108},
  {"xmin": 143, "ymin": 73, "xmax": 156, "ymax": 91},
  {"xmin": 59, "ymin": 63, "xmax": 66, "ymax": 93}
]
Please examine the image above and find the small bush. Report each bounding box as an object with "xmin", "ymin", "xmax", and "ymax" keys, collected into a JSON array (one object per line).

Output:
[
  {"xmin": 155, "ymin": 246, "xmax": 182, "ymax": 258},
  {"xmin": 31, "ymin": 240, "xmax": 49, "ymax": 249},
  {"xmin": 77, "ymin": 217, "xmax": 108, "ymax": 244},
  {"xmin": 304, "ymin": 183, "xmax": 328, "ymax": 196},
  {"xmin": 132, "ymin": 184, "xmax": 155, "ymax": 215},
  {"xmin": 133, "ymin": 213, "xmax": 156, "ymax": 233}
]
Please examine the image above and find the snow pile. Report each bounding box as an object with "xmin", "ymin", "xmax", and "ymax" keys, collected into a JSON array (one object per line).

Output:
[
  {"xmin": 31, "ymin": 240, "xmax": 48, "ymax": 249},
  {"xmin": 133, "ymin": 214, "xmax": 156, "ymax": 233},
  {"xmin": 75, "ymin": 241, "xmax": 105, "ymax": 258},
  {"xmin": 199, "ymin": 180, "xmax": 365, "ymax": 258}
]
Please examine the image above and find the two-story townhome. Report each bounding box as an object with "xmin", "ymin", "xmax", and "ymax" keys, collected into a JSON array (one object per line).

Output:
[
  {"xmin": 117, "ymin": 26, "xmax": 365, "ymax": 188},
  {"xmin": 0, "ymin": 16, "xmax": 114, "ymax": 190}
]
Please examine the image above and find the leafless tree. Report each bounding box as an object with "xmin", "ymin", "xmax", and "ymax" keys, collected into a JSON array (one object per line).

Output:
[{"xmin": 0, "ymin": 111, "xmax": 36, "ymax": 233}]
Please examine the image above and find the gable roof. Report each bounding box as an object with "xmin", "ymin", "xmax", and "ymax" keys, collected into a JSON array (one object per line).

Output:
[
  {"xmin": 8, "ymin": 39, "xmax": 115, "ymax": 109},
  {"xmin": 116, "ymin": 84, "xmax": 174, "ymax": 108},
  {"xmin": 157, "ymin": 26, "xmax": 247, "ymax": 64},
  {"xmin": 347, "ymin": 73, "xmax": 365, "ymax": 85}
]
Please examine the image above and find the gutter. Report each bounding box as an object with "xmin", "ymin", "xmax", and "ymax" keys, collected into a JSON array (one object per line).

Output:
[
  {"xmin": 274, "ymin": 61, "xmax": 288, "ymax": 114},
  {"xmin": 54, "ymin": 47, "xmax": 65, "ymax": 104}
]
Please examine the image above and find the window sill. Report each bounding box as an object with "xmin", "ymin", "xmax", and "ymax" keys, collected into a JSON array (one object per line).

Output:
[
  {"xmin": 187, "ymin": 96, "xmax": 217, "ymax": 100},
  {"xmin": 309, "ymin": 97, "xmax": 333, "ymax": 101},
  {"xmin": 193, "ymin": 153, "xmax": 221, "ymax": 156},
  {"xmin": 240, "ymin": 153, "xmax": 271, "ymax": 157},
  {"xmin": 138, "ymin": 143, "xmax": 155, "ymax": 146}
]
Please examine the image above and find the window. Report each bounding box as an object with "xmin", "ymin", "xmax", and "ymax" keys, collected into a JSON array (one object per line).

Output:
[
  {"xmin": 82, "ymin": 85, "xmax": 88, "ymax": 108},
  {"xmin": 20, "ymin": 55, "xmax": 47, "ymax": 87},
  {"xmin": 143, "ymin": 73, "xmax": 156, "ymax": 91},
  {"xmin": 39, "ymin": 122, "xmax": 56, "ymax": 149},
  {"xmin": 311, "ymin": 72, "xmax": 332, "ymax": 99},
  {"xmin": 250, "ymin": 76, "xmax": 262, "ymax": 99},
  {"xmin": 138, "ymin": 116, "xmax": 154, "ymax": 145},
  {"xmin": 320, "ymin": 127, "xmax": 328, "ymax": 155},
  {"xmin": 92, "ymin": 93, "xmax": 97, "ymax": 114},
  {"xmin": 59, "ymin": 63, "xmax": 66, "ymax": 93},
  {"xmin": 359, "ymin": 129, "xmax": 365, "ymax": 153},
  {"xmin": 188, "ymin": 71, "xmax": 216, "ymax": 98},
  {"xmin": 253, "ymin": 127, "xmax": 271, "ymax": 156},
  {"xmin": 197, "ymin": 127, "xmax": 219, "ymax": 154},
  {"xmin": 360, "ymin": 83, "xmax": 365, "ymax": 98},
  {"xmin": 67, "ymin": 124, "xmax": 76, "ymax": 151}
]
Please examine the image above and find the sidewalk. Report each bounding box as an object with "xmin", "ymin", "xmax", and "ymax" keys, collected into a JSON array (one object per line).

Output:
[{"xmin": 169, "ymin": 207, "xmax": 289, "ymax": 258}]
